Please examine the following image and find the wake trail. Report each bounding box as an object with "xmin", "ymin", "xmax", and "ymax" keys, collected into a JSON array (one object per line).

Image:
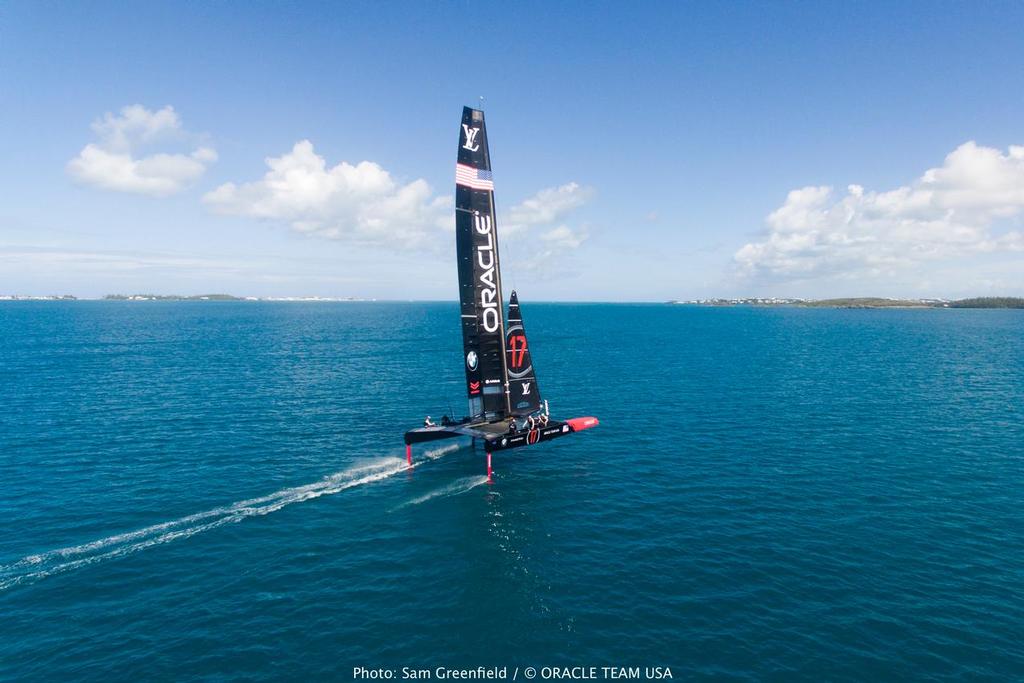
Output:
[
  {"xmin": 0, "ymin": 443, "xmax": 462, "ymax": 592},
  {"xmin": 394, "ymin": 475, "xmax": 491, "ymax": 510},
  {"xmin": 6, "ymin": 459, "xmax": 400, "ymax": 572}
]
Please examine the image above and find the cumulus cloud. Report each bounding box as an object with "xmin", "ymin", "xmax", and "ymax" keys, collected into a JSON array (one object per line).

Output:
[
  {"xmin": 505, "ymin": 182, "xmax": 594, "ymax": 235},
  {"xmin": 204, "ymin": 143, "xmax": 594, "ymax": 257},
  {"xmin": 494, "ymin": 182, "xmax": 594, "ymax": 277},
  {"xmin": 67, "ymin": 105, "xmax": 216, "ymax": 197},
  {"xmin": 203, "ymin": 140, "xmax": 450, "ymax": 249},
  {"xmin": 735, "ymin": 141, "xmax": 1024, "ymax": 282},
  {"xmin": 540, "ymin": 225, "xmax": 588, "ymax": 249}
]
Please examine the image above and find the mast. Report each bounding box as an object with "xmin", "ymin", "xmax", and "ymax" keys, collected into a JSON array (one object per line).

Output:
[{"xmin": 454, "ymin": 106, "xmax": 511, "ymax": 420}]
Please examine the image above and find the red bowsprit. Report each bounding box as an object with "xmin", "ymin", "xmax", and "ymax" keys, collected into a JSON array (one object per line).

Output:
[{"xmin": 567, "ymin": 416, "xmax": 600, "ymax": 432}]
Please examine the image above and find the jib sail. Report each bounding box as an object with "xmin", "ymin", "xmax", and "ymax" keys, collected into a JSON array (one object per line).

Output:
[
  {"xmin": 505, "ymin": 290, "xmax": 542, "ymax": 416},
  {"xmin": 455, "ymin": 106, "xmax": 510, "ymax": 420}
]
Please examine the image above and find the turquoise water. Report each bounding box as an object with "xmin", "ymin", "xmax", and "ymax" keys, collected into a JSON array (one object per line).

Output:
[{"xmin": 2, "ymin": 302, "xmax": 1023, "ymax": 680}]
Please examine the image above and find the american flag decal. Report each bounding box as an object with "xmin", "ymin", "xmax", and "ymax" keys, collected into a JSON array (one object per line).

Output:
[{"xmin": 455, "ymin": 163, "xmax": 494, "ymax": 191}]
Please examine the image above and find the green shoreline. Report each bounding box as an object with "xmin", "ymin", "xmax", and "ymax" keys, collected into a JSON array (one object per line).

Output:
[
  {"xmin": 3, "ymin": 295, "xmax": 1023, "ymax": 309},
  {"xmin": 670, "ymin": 297, "xmax": 1024, "ymax": 309}
]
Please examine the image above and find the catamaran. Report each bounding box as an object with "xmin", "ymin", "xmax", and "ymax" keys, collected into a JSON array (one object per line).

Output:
[{"xmin": 403, "ymin": 106, "xmax": 598, "ymax": 480}]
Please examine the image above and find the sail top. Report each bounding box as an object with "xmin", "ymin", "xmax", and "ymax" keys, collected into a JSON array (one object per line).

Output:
[{"xmin": 457, "ymin": 107, "xmax": 491, "ymax": 170}]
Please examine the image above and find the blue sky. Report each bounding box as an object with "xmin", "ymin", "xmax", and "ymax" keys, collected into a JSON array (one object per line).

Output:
[{"xmin": 2, "ymin": 1, "xmax": 1023, "ymax": 300}]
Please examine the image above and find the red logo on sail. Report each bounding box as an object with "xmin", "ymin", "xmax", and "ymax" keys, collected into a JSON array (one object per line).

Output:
[
  {"xmin": 469, "ymin": 381, "xmax": 481, "ymax": 395},
  {"xmin": 508, "ymin": 334, "xmax": 527, "ymax": 369}
]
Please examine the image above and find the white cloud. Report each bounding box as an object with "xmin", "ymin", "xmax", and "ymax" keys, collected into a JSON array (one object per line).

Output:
[
  {"xmin": 505, "ymin": 182, "xmax": 594, "ymax": 235},
  {"xmin": 496, "ymin": 183, "xmax": 593, "ymax": 277},
  {"xmin": 540, "ymin": 224, "xmax": 588, "ymax": 249},
  {"xmin": 205, "ymin": 143, "xmax": 594, "ymax": 256},
  {"xmin": 67, "ymin": 105, "xmax": 216, "ymax": 197},
  {"xmin": 203, "ymin": 140, "xmax": 450, "ymax": 249},
  {"xmin": 503, "ymin": 225, "xmax": 591, "ymax": 278},
  {"xmin": 735, "ymin": 141, "xmax": 1024, "ymax": 284},
  {"xmin": 90, "ymin": 105, "xmax": 182, "ymax": 152}
]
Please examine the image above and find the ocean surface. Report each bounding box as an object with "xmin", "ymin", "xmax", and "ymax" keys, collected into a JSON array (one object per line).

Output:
[{"xmin": 2, "ymin": 302, "xmax": 1023, "ymax": 681}]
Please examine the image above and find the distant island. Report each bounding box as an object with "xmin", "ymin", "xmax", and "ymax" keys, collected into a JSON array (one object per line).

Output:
[
  {"xmin": 104, "ymin": 293, "xmax": 247, "ymax": 301},
  {"xmin": 670, "ymin": 297, "xmax": 1024, "ymax": 309},
  {"xmin": 102, "ymin": 294, "xmax": 375, "ymax": 302},
  {"xmin": 0, "ymin": 294, "xmax": 78, "ymax": 301},
  {"xmin": 946, "ymin": 297, "xmax": 1024, "ymax": 309},
  {"xmin": 2, "ymin": 294, "xmax": 1021, "ymax": 308},
  {"xmin": 0, "ymin": 294, "xmax": 374, "ymax": 302}
]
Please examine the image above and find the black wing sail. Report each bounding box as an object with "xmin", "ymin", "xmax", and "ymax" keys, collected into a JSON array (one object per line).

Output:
[
  {"xmin": 506, "ymin": 290, "xmax": 543, "ymax": 416},
  {"xmin": 455, "ymin": 106, "xmax": 510, "ymax": 421}
]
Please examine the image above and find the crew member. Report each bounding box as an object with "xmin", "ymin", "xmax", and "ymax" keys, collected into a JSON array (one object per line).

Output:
[{"xmin": 424, "ymin": 416, "xmax": 435, "ymax": 427}]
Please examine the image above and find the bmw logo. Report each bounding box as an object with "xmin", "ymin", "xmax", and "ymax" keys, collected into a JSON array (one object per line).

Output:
[
  {"xmin": 466, "ymin": 351, "xmax": 478, "ymax": 370},
  {"xmin": 501, "ymin": 438, "xmax": 508, "ymax": 446}
]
